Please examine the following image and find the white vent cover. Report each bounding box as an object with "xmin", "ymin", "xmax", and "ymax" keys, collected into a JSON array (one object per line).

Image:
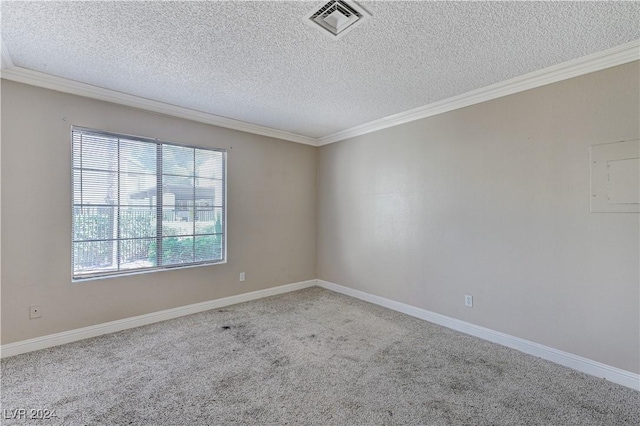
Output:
[{"xmin": 304, "ymin": 1, "xmax": 371, "ymax": 40}]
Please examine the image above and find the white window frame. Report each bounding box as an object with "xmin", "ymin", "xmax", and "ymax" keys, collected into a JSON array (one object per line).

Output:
[{"xmin": 71, "ymin": 126, "xmax": 227, "ymax": 281}]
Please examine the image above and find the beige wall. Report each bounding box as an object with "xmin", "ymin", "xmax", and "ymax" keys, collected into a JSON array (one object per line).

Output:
[
  {"xmin": 1, "ymin": 80, "xmax": 317, "ymax": 344},
  {"xmin": 317, "ymin": 62, "xmax": 640, "ymax": 373},
  {"xmin": 2, "ymin": 62, "xmax": 638, "ymax": 374}
]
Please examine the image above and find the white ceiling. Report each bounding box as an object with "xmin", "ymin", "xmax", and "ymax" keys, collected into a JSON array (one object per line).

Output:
[{"xmin": 2, "ymin": 1, "xmax": 639, "ymax": 140}]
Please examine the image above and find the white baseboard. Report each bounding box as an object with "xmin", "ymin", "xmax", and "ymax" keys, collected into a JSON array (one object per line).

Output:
[
  {"xmin": 317, "ymin": 279, "xmax": 640, "ymax": 391},
  {"xmin": 4, "ymin": 278, "xmax": 638, "ymax": 391},
  {"xmin": 0, "ymin": 279, "xmax": 316, "ymax": 359}
]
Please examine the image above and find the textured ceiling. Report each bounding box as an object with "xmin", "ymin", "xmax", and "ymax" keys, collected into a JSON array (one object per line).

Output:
[{"xmin": 2, "ymin": 1, "xmax": 639, "ymax": 139}]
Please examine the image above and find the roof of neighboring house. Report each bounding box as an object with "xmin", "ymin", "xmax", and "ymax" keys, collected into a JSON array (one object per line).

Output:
[{"xmin": 130, "ymin": 185, "xmax": 215, "ymax": 201}]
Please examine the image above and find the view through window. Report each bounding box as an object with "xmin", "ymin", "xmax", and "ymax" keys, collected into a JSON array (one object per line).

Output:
[{"xmin": 72, "ymin": 127, "xmax": 226, "ymax": 279}]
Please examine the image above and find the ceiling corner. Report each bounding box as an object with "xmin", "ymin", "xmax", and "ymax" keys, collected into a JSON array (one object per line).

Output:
[{"xmin": 1, "ymin": 39, "xmax": 15, "ymax": 69}]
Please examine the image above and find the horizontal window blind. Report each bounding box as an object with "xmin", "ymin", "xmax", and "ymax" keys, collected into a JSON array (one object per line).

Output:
[{"xmin": 72, "ymin": 127, "xmax": 226, "ymax": 279}]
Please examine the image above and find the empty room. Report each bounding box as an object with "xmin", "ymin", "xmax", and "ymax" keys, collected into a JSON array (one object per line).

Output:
[{"xmin": 1, "ymin": 1, "xmax": 639, "ymax": 425}]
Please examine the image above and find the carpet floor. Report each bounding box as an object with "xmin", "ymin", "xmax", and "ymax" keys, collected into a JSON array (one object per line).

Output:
[{"xmin": 1, "ymin": 287, "xmax": 638, "ymax": 425}]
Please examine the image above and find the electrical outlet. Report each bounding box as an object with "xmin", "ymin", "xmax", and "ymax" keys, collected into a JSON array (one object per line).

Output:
[
  {"xmin": 464, "ymin": 295, "xmax": 473, "ymax": 308},
  {"xmin": 239, "ymin": 272, "xmax": 245, "ymax": 282},
  {"xmin": 29, "ymin": 304, "xmax": 43, "ymax": 319}
]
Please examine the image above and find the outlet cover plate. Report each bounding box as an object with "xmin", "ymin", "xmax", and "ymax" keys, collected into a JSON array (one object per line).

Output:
[
  {"xmin": 464, "ymin": 295, "xmax": 473, "ymax": 307},
  {"xmin": 29, "ymin": 304, "xmax": 43, "ymax": 319}
]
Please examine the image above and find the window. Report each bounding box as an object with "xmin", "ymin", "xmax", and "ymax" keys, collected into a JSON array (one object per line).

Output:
[{"xmin": 72, "ymin": 127, "xmax": 226, "ymax": 280}]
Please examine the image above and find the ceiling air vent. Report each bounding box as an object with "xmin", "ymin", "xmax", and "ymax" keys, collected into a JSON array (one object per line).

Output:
[{"xmin": 304, "ymin": 1, "xmax": 371, "ymax": 40}]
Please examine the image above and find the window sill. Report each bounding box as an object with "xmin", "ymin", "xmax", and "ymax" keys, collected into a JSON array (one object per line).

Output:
[{"xmin": 72, "ymin": 260, "xmax": 227, "ymax": 283}]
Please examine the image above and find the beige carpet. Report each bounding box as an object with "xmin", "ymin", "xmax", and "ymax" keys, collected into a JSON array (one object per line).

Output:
[{"xmin": 1, "ymin": 287, "xmax": 638, "ymax": 425}]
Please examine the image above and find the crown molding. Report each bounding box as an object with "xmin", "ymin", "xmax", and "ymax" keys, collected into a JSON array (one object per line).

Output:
[
  {"xmin": 317, "ymin": 39, "xmax": 640, "ymax": 146},
  {"xmin": 0, "ymin": 66, "xmax": 317, "ymax": 146},
  {"xmin": 1, "ymin": 40, "xmax": 637, "ymax": 147},
  {"xmin": 0, "ymin": 39, "xmax": 14, "ymax": 69}
]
